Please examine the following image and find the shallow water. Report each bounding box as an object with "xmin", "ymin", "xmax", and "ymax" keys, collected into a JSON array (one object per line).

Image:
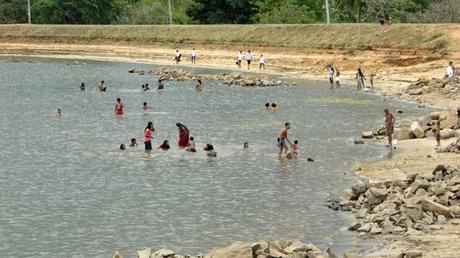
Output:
[{"xmin": 0, "ymin": 58, "xmax": 430, "ymax": 258}]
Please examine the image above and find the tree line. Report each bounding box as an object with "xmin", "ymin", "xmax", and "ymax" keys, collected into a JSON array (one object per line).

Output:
[{"xmin": 1, "ymin": 0, "xmax": 459, "ymax": 25}]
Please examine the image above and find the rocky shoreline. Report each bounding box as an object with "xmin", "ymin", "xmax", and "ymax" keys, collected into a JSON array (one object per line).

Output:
[{"xmin": 129, "ymin": 67, "xmax": 294, "ymax": 87}]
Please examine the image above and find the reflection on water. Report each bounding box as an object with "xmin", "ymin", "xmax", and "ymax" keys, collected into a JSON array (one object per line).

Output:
[{"xmin": 0, "ymin": 58, "xmax": 431, "ymax": 258}]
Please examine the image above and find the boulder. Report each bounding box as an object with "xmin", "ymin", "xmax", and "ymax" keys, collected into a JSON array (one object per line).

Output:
[
  {"xmin": 138, "ymin": 248, "xmax": 152, "ymax": 258},
  {"xmin": 268, "ymin": 247, "xmax": 288, "ymax": 258},
  {"xmin": 410, "ymin": 122, "xmax": 425, "ymax": 138},
  {"xmin": 450, "ymin": 206, "xmax": 460, "ymax": 217},
  {"xmin": 152, "ymin": 249, "xmax": 175, "ymax": 258},
  {"xmin": 113, "ymin": 251, "xmax": 123, "ymax": 258},
  {"xmin": 404, "ymin": 250, "xmax": 423, "ymax": 258},
  {"xmin": 421, "ymin": 199, "xmax": 452, "ymax": 218},
  {"xmin": 409, "ymin": 89, "xmax": 423, "ymax": 95},
  {"xmin": 439, "ymin": 111, "xmax": 458, "ymax": 129},
  {"xmin": 243, "ymin": 79, "xmax": 256, "ymax": 86},
  {"xmin": 440, "ymin": 129, "xmax": 455, "ymax": 139},
  {"xmin": 417, "ymin": 116, "xmax": 432, "ymax": 127},
  {"xmin": 429, "ymin": 112, "xmax": 441, "ymax": 120},
  {"xmin": 455, "ymin": 129, "xmax": 460, "ymax": 138},
  {"xmin": 284, "ymin": 241, "xmax": 314, "ymax": 253},
  {"xmin": 369, "ymin": 187, "xmax": 388, "ymax": 198},
  {"xmin": 209, "ymin": 242, "xmax": 252, "ymax": 258},
  {"xmin": 351, "ymin": 182, "xmax": 367, "ymax": 196},
  {"xmin": 394, "ymin": 127, "xmax": 411, "ymax": 140},
  {"xmin": 343, "ymin": 249, "xmax": 359, "ymax": 258},
  {"xmin": 354, "ymin": 140, "xmax": 365, "ymax": 145},
  {"xmin": 361, "ymin": 131, "xmax": 374, "ymax": 139}
]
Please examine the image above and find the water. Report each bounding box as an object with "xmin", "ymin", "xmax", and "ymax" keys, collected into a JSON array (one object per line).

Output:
[{"xmin": 0, "ymin": 58, "xmax": 430, "ymax": 258}]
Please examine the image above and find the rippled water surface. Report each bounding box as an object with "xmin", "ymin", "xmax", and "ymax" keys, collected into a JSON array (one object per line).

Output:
[{"xmin": 0, "ymin": 58, "xmax": 429, "ymax": 258}]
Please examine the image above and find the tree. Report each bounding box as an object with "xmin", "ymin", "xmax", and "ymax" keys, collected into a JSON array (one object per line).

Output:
[
  {"xmin": 409, "ymin": 0, "xmax": 460, "ymax": 23},
  {"xmin": 117, "ymin": 0, "xmax": 193, "ymax": 24},
  {"xmin": 0, "ymin": 0, "xmax": 28, "ymax": 23},
  {"xmin": 253, "ymin": 0, "xmax": 324, "ymax": 24},
  {"xmin": 365, "ymin": 0, "xmax": 431, "ymax": 22},
  {"xmin": 334, "ymin": 0, "xmax": 366, "ymax": 22},
  {"xmin": 187, "ymin": 0, "xmax": 257, "ymax": 24},
  {"xmin": 32, "ymin": 0, "xmax": 121, "ymax": 24}
]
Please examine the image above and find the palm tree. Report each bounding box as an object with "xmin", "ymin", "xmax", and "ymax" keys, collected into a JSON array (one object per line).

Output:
[{"xmin": 335, "ymin": 0, "xmax": 366, "ymax": 22}]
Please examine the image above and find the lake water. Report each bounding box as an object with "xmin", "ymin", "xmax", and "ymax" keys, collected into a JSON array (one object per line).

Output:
[{"xmin": 0, "ymin": 58, "xmax": 429, "ymax": 258}]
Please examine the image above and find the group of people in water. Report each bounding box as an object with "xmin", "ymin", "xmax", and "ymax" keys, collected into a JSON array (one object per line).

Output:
[{"xmin": 326, "ymin": 65, "xmax": 375, "ymax": 91}]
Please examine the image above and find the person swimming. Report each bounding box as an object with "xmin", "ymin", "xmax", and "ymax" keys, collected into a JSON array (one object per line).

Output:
[
  {"xmin": 129, "ymin": 138, "xmax": 138, "ymax": 147},
  {"xmin": 270, "ymin": 103, "xmax": 278, "ymax": 111},
  {"xmin": 265, "ymin": 103, "xmax": 270, "ymax": 111},
  {"xmin": 80, "ymin": 82, "xmax": 85, "ymax": 91},
  {"xmin": 144, "ymin": 83, "xmax": 150, "ymax": 91},
  {"xmin": 98, "ymin": 80, "xmax": 107, "ymax": 92},
  {"xmin": 186, "ymin": 136, "xmax": 197, "ymax": 152},
  {"xmin": 176, "ymin": 123, "xmax": 190, "ymax": 148},
  {"xmin": 195, "ymin": 79, "xmax": 203, "ymax": 91},
  {"xmin": 204, "ymin": 144, "xmax": 217, "ymax": 157},
  {"xmin": 56, "ymin": 108, "xmax": 63, "ymax": 117},
  {"xmin": 243, "ymin": 142, "xmax": 249, "ymax": 149},
  {"xmin": 158, "ymin": 79, "xmax": 164, "ymax": 90},
  {"xmin": 159, "ymin": 140, "xmax": 170, "ymax": 150},
  {"xmin": 120, "ymin": 144, "xmax": 126, "ymax": 150},
  {"xmin": 114, "ymin": 98, "xmax": 124, "ymax": 117},
  {"xmin": 143, "ymin": 102, "xmax": 152, "ymax": 114}
]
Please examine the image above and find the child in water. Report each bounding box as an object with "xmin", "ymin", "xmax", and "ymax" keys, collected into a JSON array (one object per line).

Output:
[
  {"xmin": 195, "ymin": 79, "xmax": 203, "ymax": 91},
  {"xmin": 243, "ymin": 142, "xmax": 249, "ymax": 149},
  {"xmin": 56, "ymin": 108, "xmax": 63, "ymax": 117},
  {"xmin": 186, "ymin": 137, "xmax": 197, "ymax": 152},
  {"xmin": 143, "ymin": 102, "xmax": 152, "ymax": 114},
  {"xmin": 265, "ymin": 103, "xmax": 270, "ymax": 111},
  {"xmin": 292, "ymin": 140, "xmax": 299, "ymax": 158},
  {"xmin": 80, "ymin": 82, "xmax": 85, "ymax": 91},
  {"xmin": 270, "ymin": 103, "xmax": 278, "ymax": 111},
  {"xmin": 129, "ymin": 138, "xmax": 138, "ymax": 147},
  {"xmin": 158, "ymin": 79, "xmax": 164, "ymax": 90},
  {"xmin": 114, "ymin": 98, "xmax": 124, "ymax": 117},
  {"xmin": 159, "ymin": 140, "xmax": 170, "ymax": 150},
  {"xmin": 204, "ymin": 144, "xmax": 217, "ymax": 157},
  {"xmin": 120, "ymin": 144, "xmax": 126, "ymax": 150},
  {"xmin": 98, "ymin": 80, "xmax": 107, "ymax": 92}
]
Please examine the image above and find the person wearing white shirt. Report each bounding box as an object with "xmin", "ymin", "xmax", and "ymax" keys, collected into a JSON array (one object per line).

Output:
[
  {"xmin": 191, "ymin": 48, "xmax": 197, "ymax": 64},
  {"xmin": 237, "ymin": 50, "xmax": 243, "ymax": 68},
  {"xmin": 174, "ymin": 50, "xmax": 181, "ymax": 64},
  {"xmin": 245, "ymin": 50, "xmax": 252, "ymax": 70},
  {"xmin": 445, "ymin": 61, "xmax": 455, "ymax": 79},
  {"xmin": 259, "ymin": 54, "xmax": 265, "ymax": 70}
]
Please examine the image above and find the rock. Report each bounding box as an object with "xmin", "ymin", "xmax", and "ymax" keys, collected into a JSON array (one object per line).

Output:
[
  {"xmin": 370, "ymin": 223, "xmax": 382, "ymax": 234},
  {"xmin": 404, "ymin": 250, "xmax": 423, "ymax": 258},
  {"xmin": 440, "ymin": 128, "xmax": 455, "ymax": 139},
  {"xmin": 369, "ymin": 187, "xmax": 388, "ymax": 198},
  {"xmin": 437, "ymin": 214, "xmax": 447, "ymax": 223},
  {"xmin": 357, "ymin": 223, "xmax": 371, "ymax": 232},
  {"xmin": 354, "ymin": 140, "xmax": 365, "ymax": 145},
  {"xmin": 439, "ymin": 111, "xmax": 458, "ymax": 129},
  {"xmin": 152, "ymin": 249, "xmax": 175, "ymax": 258},
  {"xmin": 243, "ymin": 79, "xmax": 256, "ymax": 86},
  {"xmin": 138, "ymin": 248, "xmax": 152, "ymax": 258},
  {"xmin": 113, "ymin": 251, "xmax": 123, "ymax": 258},
  {"xmin": 209, "ymin": 242, "xmax": 252, "ymax": 258},
  {"xmin": 252, "ymin": 241, "xmax": 269, "ymax": 255},
  {"xmin": 409, "ymin": 89, "xmax": 423, "ymax": 95},
  {"xmin": 421, "ymin": 199, "xmax": 452, "ymax": 218},
  {"xmin": 351, "ymin": 182, "xmax": 367, "ymax": 196},
  {"xmin": 284, "ymin": 241, "xmax": 314, "ymax": 253},
  {"xmin": 450, "ymin": 206, "xmax": 460, "ymax": 217},
  {"xmin": 268, "ymin": 247, "xmax": 288, "ymax": 258},
  {"xmin": 429, "ymin": 112, "xmax": 441, "ymax": 120},
  {"xmin": 343, "ymin": 249, "xmax": 359, "ymax": 258},
  {"xmin": 455, "ymin": 129, "xmax": 460, "ymax": 138},
  {"xmin": 410, "ymin": 122, "xmax": 425, "ymax": 138},
  {"xmin": 307, "ymin": 157, "xmax": 315, "ymax": 162},
  {"xmin": 348, "ymin": 222, "xmax": 361, "ymax": 231},
  {"xmin": 394, "ymin": 127, "xmax": 411, "ymax": 140},
  {"xmin": 361, "ymin": 131, "xmax": 374, "ymax": 139},
  {"xmin": 406, "ymin": 205, "xmax": 423, "ymax": 222},
  {"xmin": 397, "ymin": 110, "xmax": 403, "ymax": 114},
  {"xmin": 128, "ymin": 68, "xmax": 135, "ymax": 73}
]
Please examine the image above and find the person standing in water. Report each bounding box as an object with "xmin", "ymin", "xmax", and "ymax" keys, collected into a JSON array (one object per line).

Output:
[
  {"xmin": 259, "ymin": 54, "xmax": 266, "ymax": 70},
  {"xmin": 195, "ymin": 79, "xmax": 203, "ymax": 91},
  {"xmin": 237, "ymin": 50, "xmax": 243, "ymax": 69},
  {"xmin": 356, "ymin": 68, "xmax": 366, "ymax": 90},
  {"xmin": 245, "ymin": 50, "xmax": 252, "ymax": 70},
  {"xmin": 114, "ymin": 98, "xmax": 124, "ymax": 117},
  {"xmin": 384, "ymin": 109, "xmax": 395, "ymax": 147},
  {"xmin": 144, "ymin": 121, "xmax": 154, "ymax": 152},
  {"xmin": 98, "ymin": 80, "xmax": 107, "ymax": 92},
  {"xmin": 191, "ymin": 48, "xmax": 197, "ymax": 64},
  {"xmin": 176, "ymin": 123, "xmax": 190, "ymax": 148},
  {"xmin": 143, "ymin": 102, "xmax": 152, "ymax": 115},
  {"xmin": 157, "ymin": 79, "xmax": 164, "ymax": 90},
  {"xmin": 335, "ymin": 69, "xmax": 341, "ymax": 89},
  {"xmin": 277, "ymin": 122, "xmax": 292, "ymax": 156},
  {"xmin": 80, "ymin": 82, "xmax": 86, "ymax": 91}
]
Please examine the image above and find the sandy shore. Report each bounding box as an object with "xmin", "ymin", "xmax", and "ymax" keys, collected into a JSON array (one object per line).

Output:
[{"xmin": 2, "ymin": 40, "xmax": 460, "ymax": 258}]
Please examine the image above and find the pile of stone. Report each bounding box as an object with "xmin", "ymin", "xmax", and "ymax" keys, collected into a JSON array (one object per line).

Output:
[
  {"xmin": 137, "ymin": 239, "xmax": 338, "ymax": 258},
  {"xmin": 405, "ymin": 76, "xmax": 460, "ymax": 98},
  {"xmin": 129, "ymin": 67, "xmax": 291, "ymax": 87},
  {"xmin": 328, "ymin": 165, "xmax": 460, "ymax": 235},
  {"xmin": 361, "ymin": 109, "xmax": 460, "ymax": 141}
]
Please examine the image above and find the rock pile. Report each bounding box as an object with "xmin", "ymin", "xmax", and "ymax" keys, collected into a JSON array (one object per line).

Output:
[
  {"xmin": 137, "ymin": 239, "xmax": 338, "ymax": 258},
  {"xmin": 328, "ymin": 165, "xmax": 460, "ymax": 235},
  {"xmin": 129, "ymin": 67, "xmax": 292, "ymax": 87},
  {"xmin": 362, "ymin": 109, "xmax": 460, "ymax": 141},
  {"xmin": 405, "ymin": 76, "xmax": 460, "ymax": 98}
]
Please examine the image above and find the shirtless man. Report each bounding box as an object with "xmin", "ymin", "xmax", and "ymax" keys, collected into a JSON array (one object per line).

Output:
[
  {"xmin": 277, "ymin": 122, "xmax": 292, "ymax": 156},
  {"xmin": 384, "ymin": 109, "xmax": 395, "ymax": 147}
]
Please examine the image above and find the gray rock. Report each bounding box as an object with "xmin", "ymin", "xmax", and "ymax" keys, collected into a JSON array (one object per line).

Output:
[
  {"xmin": 404, "ymin": 250, "xmax": 423, "ymax": 258},
  {"xmin": 440, "ymin": 128, "xmax": 455, "ymax": 139},
  {"xmin": 152, "ymin": 249, "xmax": 175, "ymax": 258},
  {"xmin": 394, "ymin": 127, "xmax": 411, "ymax": 140},
  {"xmin": 409, "ymin": 89, "xmax": 423, "ymax": 95},
  {"xmin": 354, "ymin": 140, "xmax": 365, "ymax": 145},
  {"xmin": 361, "ymin": 131, "xmax": 374, "ymax": 139},
  {"xmin": 410, "ymin": 121, "xmax": 425, "ymax": 138}
]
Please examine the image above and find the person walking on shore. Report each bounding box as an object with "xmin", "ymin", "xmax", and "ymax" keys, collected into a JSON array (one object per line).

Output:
[
  {"xmin": 384, "ymin": 109, "xmax": 395, "ymax": 147},
  {"xmin": 144, "ymin": 121, "xmax": 154, "ymax": 152},
  {"xmin": 174, "ymin": 50, "xmax": 181, "ymax": 64},
  {"xmin": 370, "ymin": 73, "xmax": 376, "ymax": 89},
  {"xmin": 356, "ymin": 68, "xmax": 366, "ymax": 90},
  {"xmin": 237, "ymin": 50, "xmax": 243, "ymax": 68},
  {"xmin": 245, "ymin": 50, "xmax": 252, "ymax": 70},
  {"xmin": 327, "ymin": 65, "xmax": 335, "ymax": 89},
  {"xmin": 191, "ymin": 48, "xmax": 197, "ymax": 64},
  {"xmin": 445, "ymin": 61, "xmax": 455, "ymax": 79},
  {"xmin": 259, "ymin": 54, "xmax": 266, "ymax": 70}
]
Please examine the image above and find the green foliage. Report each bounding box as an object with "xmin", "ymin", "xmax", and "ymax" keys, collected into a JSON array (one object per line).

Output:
[
  {"xmin": 186, "ymin": 0, "xmax": 257, "ymax": 24},
  {"xmin": 0, "ymin": 0, "xmax": 28, "ymax": 23},
  {"xmin": 117, "ymin": 0, "xmax": 193, "ymax": 24},
  {"xmin": 254, "ymin": 0, "xmax": 323, "ymax": 24},
  {"xmin": 32, "ymin": 0, "xmax": 121, "ymax": 24}
]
